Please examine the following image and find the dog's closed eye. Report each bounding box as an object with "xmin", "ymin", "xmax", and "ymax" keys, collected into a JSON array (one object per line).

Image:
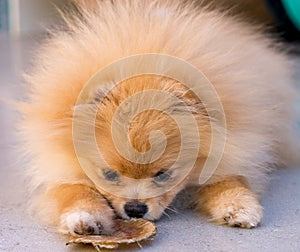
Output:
[
  {"xmin": 103, "ymin": 169, "xmax": 119, "ymax": 181},
  {"xmin": 153, "ymin": 171, "xmax": 172, "ymax": 182}
]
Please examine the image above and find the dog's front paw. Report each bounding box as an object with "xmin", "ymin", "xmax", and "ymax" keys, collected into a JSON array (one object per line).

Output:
[
  {"xmin": 62, "ymin": 210, "xmax": 114, "ymax": 235},
  {"xmin": 209, "ymin": 187, "xmax": 263, "ymax": 228},
  {"xmin": 59, "ymin": 204, "xmax": 115, "ymax": 235}
]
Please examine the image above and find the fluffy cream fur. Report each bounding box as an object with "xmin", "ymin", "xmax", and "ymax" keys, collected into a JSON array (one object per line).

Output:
[{"xmin": 18, "ymin": 0, "xmax": 298, "ymax": 234}]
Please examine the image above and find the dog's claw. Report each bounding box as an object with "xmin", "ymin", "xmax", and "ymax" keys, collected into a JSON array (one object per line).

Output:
[{"xmin": 86, "ymin": 226, "xmax": 95, "ymax": 234}]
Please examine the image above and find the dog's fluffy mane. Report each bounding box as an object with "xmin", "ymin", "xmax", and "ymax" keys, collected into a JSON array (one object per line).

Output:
[{"xmin": 18, "ymin": 0, "xmax": 298, "ymax": 205}]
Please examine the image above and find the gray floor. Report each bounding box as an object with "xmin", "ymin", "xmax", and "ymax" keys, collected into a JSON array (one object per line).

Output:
[{"xmin": 0, "ymin": 34, "xmax": 300, "ymax": 252}]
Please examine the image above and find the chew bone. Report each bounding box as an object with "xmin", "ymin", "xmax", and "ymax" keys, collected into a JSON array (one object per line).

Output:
[{"xmin": 67, "ymin": 219, "xmax": 156, "ymax": 250}]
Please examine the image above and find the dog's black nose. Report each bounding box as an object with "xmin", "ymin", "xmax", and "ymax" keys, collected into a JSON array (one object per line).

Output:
[{"xmin": 124, "ymin": 201, "xmax": 148, "ymax": 218}]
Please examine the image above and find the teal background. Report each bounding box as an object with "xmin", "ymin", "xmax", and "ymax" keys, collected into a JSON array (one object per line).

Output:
[
  {"xmin": 282, "ymin": 0, "xmax": 300, "ymax": 30},
  {"xmin": 0, "ymin": 0, "xmax": 8, "ymax": 33}
]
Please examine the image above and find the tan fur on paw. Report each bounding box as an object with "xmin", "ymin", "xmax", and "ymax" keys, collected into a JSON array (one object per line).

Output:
[
  {"xmin": 58, "ymin": 194, "xmax": 116, "ymax": 235},
  {"xmin": 61, "ymin": 211, "xmax": 112, "ymax": 235},
  {"xmin": 47, "ymin": 184, "xmax": 115, "ymax": 235},
  {"xmin": 207, "ymin": 187, "xmax": 263, "ymax": 228},
  {"xmin": 197, "ymin": 177, "xmax": 263, "ymax": 229}
]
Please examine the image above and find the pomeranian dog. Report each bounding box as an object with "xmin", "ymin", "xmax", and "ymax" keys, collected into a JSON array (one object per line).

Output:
[{"xmin": 18, "ymin": 0, "xmax": 298, "ymax": 235}]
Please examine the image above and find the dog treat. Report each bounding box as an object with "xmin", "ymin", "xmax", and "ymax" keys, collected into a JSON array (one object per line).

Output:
[{"xmin": 67, "ymin": 219, "xmax": 156, "ymax": 250}]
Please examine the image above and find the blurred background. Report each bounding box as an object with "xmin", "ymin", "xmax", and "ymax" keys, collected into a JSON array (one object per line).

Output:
[{"xmin": 0, "ymin": 0, "xmax": 299, "ymax": 41}]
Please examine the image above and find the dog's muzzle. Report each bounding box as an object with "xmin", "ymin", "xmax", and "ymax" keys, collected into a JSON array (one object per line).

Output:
[{"xmin": 124, "ymin": 201, "xmax": 148, "ymax": 218}]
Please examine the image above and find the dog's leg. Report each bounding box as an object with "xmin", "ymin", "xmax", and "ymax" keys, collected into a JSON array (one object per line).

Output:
[
  {"xmin": 195, "ymin": 176, "xmax": 263, "ymax": 228},
  {"xmin": 46, "ymin": 184, "xmax": 115, "ymax": 235}
]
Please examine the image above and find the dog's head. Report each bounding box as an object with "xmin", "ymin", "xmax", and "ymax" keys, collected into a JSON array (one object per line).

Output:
[{"xmin": 73, "ymin": 75, "xmax": 211, "ymax": 220}]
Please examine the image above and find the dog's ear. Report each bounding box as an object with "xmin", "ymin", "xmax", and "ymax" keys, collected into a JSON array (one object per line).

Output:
[
  {"xmin": 87, "ymin": 84, "xmax": 114, "ymax": 104},
  {"xmin": 75, "ymin": 83, "xmax": 115, "ymax": 105},
  {"xmin": 72, "ymin": 84, "xmax": 114, "ymax": 118},
  {"xmin": 162, "ymin": 81, "xmax": 208, "ymax": 117},
  {"xmin": 71, "ymin": 0, "xmax": 97, "ymax": 9}
]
